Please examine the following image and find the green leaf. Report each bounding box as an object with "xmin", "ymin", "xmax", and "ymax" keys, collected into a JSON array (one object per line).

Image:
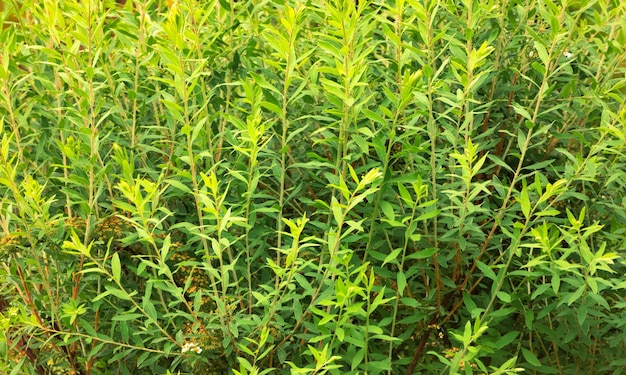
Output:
[
  {"xmin": 407, "ymin": 247, "xmax": 438, "ymax": 259},
  {"xmin": 495, "ymin": 331, "xmax": 519, "ymax": 348},
  {"xmin": 518, "ymin": 184, "xmax": 531, "ymax": 219},
  {"xmin": 476, "ymin": 260, "xmax": 497, "ymax": 281},
  {"xmin": 111, "ymin": 252, "xmax": 121, "ymax": 282},
  {"xmin": 400, "ymin": 297, "xmax": 420, "ymax": 308},
  {"xmin": 351, "ymin": 348, "xmax": 366, "ymax": 370},
  {"xmin": 462, "ymin": 321, "xmax": 472, "ymax": 346},
  {"xmin": 380, "ymin": 200, "xmax": 395, "ymax": 221},
  {"xmin": 490, "ymin": 307, "xmax": 517, "ymax": 319},
  {"xmin": 330, "ymin": 196, "xmax": 343, "ymax": 225},
  {"xmin": 525, "ymin": 310, "xmax": 534, "ymax": 330},
  {"xmin": 336, "ymin": 327, "xmax": 344, "ymax": 342},
  {"xmin": 512, "ymin": 103, "xmax": 532, "ymax": 122},
  {"xmin": 382, "ymin": 248, "xmax": 402, "ymax": 266},
  {"xmin": 143, "ymin": 299, "xmax": 158, "ymax": 323},
  {"xmin": 517, "ymin": 129, "xmax": 527, "ymax": 154},
  {"xmin": 415, "ymin": 209, "xmax": 440, "ymax": 221},
  {"xmin": 165, "ymin": 178, "xmax": 192, "ymax": 193},
  {"xmin": 496, "ymin": 291, "xmax": 512, "ymax": 303},
  {"xmin": 486, "ymin": 154, "xmax": 514, "ymax": 173},
  {"xmin": 533, "ymin": 41, "xmax": 549, "ymax": 68},
  {"xmin": 80, "ymin": 318, "xmax": 98, "ymax": 338},
  {"xmin": 362, "ymin": 109, "xmax": 387, "ymax": 126},
  {"xmin": 94, "ymin": 286, "xmax": 132, "ymax": 302},
  {"xmin": 111, "ymin": 314, "xmax": 144, "ymax": 321},
  {"xmin": 566, "ymin": 285, "xmax": 586, "ymax": 306},
  {"xmin": 522, "ymin": 348, "xmax": 542, "ymax": 367},
  {"xmin": 397, "ymin": 183, "xmax": 413, "ymax": 205},
  {"xmin": 369, "ymin": 287, "xmax": 395, "ymax": 312},
  {"xmin": 577, "ymin": 304, "xmax": 587, "ymax": 325},
  {"xmin": 396, "ymin": 271, "xmax": 406, "ymax": 297},
  {"xmin": 463, "ymin": 292, "xmax": 482, "ymax": 318},
  {"xmin": 160, "ymin": 234, "xmax": 171, "ymax": 264},
  {"xmin": 535, "ymin": 209, "xmax": 561, "ymax": 217}
]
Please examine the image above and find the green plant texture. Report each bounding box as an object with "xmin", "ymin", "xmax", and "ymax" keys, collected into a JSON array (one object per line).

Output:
[{"xmin": 1, "ymin": 0, "xmax": 625, "ymax": 374}]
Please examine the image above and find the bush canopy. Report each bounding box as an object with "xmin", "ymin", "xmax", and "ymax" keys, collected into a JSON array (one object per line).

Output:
[{"xmin": 0, "ymin": 0, "xmax": 625, "ymax": 374}]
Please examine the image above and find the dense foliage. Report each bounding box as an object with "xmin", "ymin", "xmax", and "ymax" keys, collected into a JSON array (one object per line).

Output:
[{"xmin": 1, "ymin": 0, "xmax": 625, "ymax": 374}]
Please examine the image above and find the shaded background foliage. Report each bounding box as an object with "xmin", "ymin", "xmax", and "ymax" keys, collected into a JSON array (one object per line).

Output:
[{"xmin": 0, "ymin": 0, "xmax": 625, "ymax": 374}]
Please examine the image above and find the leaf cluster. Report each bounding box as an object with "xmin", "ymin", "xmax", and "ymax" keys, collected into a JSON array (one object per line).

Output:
[{"xmin": 0, "ymin": 0, "xmax": 625, "ymax": 374}]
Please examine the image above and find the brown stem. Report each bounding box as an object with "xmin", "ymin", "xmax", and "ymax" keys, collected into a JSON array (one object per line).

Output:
[
  {"xmin": 405, "ymin": 329, "xmax": 431, "ymax": 375},
  {"xmin": 405, "ymin": 292, "xmax": 453, "ymax": 375},
  {"xmin": 15, "ymin": 261, "xmax": 84, "ymax": 374},
  {"xmin": 0, "ymin": 295, "xmax": 45, "ymax": 374}
]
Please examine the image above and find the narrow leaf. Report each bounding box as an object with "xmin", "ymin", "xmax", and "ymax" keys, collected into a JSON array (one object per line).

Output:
[{"xmin": 111, "ymin": 252, "xmax": 121, "ymax": 282}]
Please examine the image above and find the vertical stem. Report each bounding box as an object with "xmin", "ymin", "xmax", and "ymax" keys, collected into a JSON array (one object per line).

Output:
[
  {"xmin": 215, "ymin": 0, "xmax": 235, "ymax": 163},
  {"xmin": 180, "ymin": 51, "xmax": 220, "ymax": 300},
  {"xmin": 130, "ymin": 2, "xmax": 146, "ymax": 151},
  {"xmin": 275, "ymin": 40, "xmax": 291, "ymax": 288},
  {"xmin": 425, "ymin": 2, "xmax": 443, "ymax": 309},
  {"xmin": 74, "ymin": 0, "xmax": 98, "ymax": 302}
]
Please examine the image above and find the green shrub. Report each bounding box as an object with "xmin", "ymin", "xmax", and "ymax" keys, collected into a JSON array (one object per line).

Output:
[{"xmin": 1, "ymin": 0, "xmax": 625, "ymax": 374}]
